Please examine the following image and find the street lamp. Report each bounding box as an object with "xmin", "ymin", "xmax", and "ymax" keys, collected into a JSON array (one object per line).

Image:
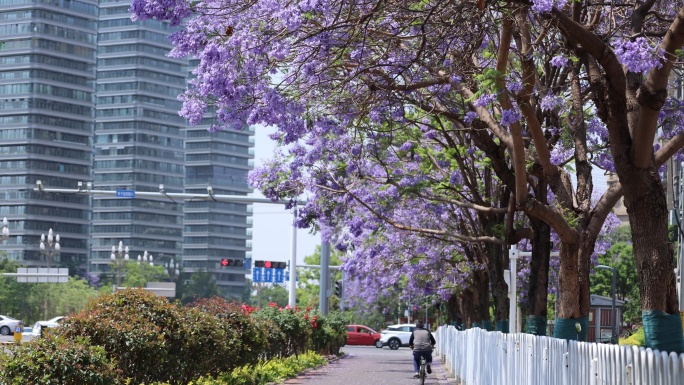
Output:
[
  {"xmin": 597, "ymin": 264, "xmax": 618, "ymax": 343},
  {"xmin": 138, "ymin": 250, "xmax": 153, "ymax": 266},
  {"xmin": 164, "ymin": 258, "xmax": 180, "ymax": 280},
  {"xmin": 111, "ymin": 241, "xmax": 129, "ymax": 290},
  {"xmin": 39, "ymin": 228, "xmax": 60, "ymax": 268},
  {"xmin": 0, "ymin": 217, "xmax": 9, "ymax": 242}
]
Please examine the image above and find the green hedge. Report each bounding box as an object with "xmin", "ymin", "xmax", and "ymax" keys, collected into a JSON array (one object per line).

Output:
[
  {"xmin": 0, "ymin": 335, "xmax": 119, "ymax": 385},
  {"xmin": 0, "ymin": 290, "xmax": 346, "ymax": 385}
]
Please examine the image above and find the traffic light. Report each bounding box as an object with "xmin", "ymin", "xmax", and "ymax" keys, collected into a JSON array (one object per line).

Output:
[
  {"xmin": 220, "ymin": 259, "xmax": 244, "ymax": 267},
  {"xmin": 254, "ymin": 260, "xmax": 287, "ymax": 269},
  {"xmin": 334, "ymin": 280, "xmax": 343, "ymax": 297}
]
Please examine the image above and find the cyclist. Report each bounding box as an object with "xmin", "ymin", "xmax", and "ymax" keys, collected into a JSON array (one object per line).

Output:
[{"xmin": 409, "ymin": 320, "xmax": 435, "ymax": 378}]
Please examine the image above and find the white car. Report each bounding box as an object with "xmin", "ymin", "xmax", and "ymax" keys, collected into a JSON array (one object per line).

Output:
[
  {"xmin": 379, "ymin": 323, "xmax": 416, "ymax": 350},
  {"xmin": 0, "ymin": 315, "xmax": 22, "ymax": 336},
  {"xmin": 32, "ymin": 316, "xmax": 66, "ymax": 336}
]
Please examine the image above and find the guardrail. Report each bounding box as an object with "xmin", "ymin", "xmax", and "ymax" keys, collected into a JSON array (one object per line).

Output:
[{"xmin": 434, "ymin": 325, "xmax": 684, "ymax": 385}]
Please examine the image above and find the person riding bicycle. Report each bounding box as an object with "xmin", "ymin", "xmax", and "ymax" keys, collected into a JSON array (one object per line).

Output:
[{"xmin": 409, "ymin": 320, "xmax": 435, "ymax": 378}]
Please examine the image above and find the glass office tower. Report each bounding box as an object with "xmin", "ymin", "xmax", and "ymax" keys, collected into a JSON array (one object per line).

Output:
[
  {"xmin": 91, "ymin": 0, "xmax": 187, "ymax": 275},
  {"xmin": 0, "ymin": 0, "xmax": 97, "ymax": 272},
  {"xmin": 184, "ymin": 119, "xmax": 254, "ymax": 298}
]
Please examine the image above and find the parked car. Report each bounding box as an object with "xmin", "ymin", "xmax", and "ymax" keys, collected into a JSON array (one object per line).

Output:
[
  {"xmin": 0, "ymin": 315, "xmax": 22, "ymax": 336},
  {"xmin": 378, "ymin": 323, "xmax": 416, "ymax": 350},
  {"xmin": 32, "ymin": 316, "xmax": 66, "ymax": 336},
  {"xmin": 346, "ymin": 324, "xmax": 382, "ymax": 347}
]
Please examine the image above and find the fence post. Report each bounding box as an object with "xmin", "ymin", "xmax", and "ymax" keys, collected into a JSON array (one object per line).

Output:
[
  {"xmin": 625, "ymin": 363, "xmax": 632, "ymax": 385},
  {"xmin": 562, "ymin": 352, "xmax": 569, "ymax": 385},
  {"xmin": 589, "ymin": 358, "xmax": 598, "ymax": 385}
]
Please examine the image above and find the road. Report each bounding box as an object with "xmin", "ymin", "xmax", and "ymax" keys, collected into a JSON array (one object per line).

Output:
[
  {"xmin": 282, "ymin": 345, "xmax": 455, "ymax": 385},
  {"xmin": 0, "ymin": 332, "xmax": 36, "ymax": 344}
]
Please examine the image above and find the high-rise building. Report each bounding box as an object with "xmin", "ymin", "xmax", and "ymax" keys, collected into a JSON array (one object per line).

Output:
[
  {"xmin": 91, "ymin": 0, "xmax": 187, "ymax": 275},
  {"xmin": 184, "ymin": 121, "xmax": 254, "ymax": 298},
  {"xmin": 0, "ymin": 0, "xmax": 254, "ymax": 299},
  {"xmin": 0, "ymin": 0, "xmax": 98, "ymax": 272}
]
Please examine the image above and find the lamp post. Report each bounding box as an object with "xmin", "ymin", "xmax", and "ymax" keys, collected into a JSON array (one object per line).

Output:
[
  {"xmin": 164, "ymin": 258, "xmax": 180, "ymax": 280},
  {"xmin": 39, "ymin": 228, "xmax": 60, "ymax": 269},
  {"xmin": 111, "ymin": 241, "xmax": 129, "ymax": 290},
  {"xmin": 597, "ymin": 264, "xmax": 617, "ymax": 343},
  {"xmin": 138, "ymin": 250, "xmax": 153, "ymax": 266},
  {"xmin": 0, "ymin": 217, "xmax": 9, "ymax": 242}
]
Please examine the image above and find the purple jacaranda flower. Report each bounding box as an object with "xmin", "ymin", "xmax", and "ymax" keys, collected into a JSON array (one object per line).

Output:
[
  {"xmin": 500, "ymin": 109, "xmax": 521, "ymax": 126},
  {"xmin": 613, "ymin": 37, "xmax": 663, "ymax": 74},
  {"xmin": 464, "ymin": 111, "xmax": 478, "ymax": 123},
  {"xmin": 550, "ymin": 55, "xmax": 569, "ymax": 67},
  {"xmin": 474, "ymin": 93, "xmax": 496, "ymax": 107}
]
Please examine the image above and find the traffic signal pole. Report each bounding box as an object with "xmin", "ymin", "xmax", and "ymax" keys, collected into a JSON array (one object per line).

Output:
[
  {"xmin": 289, "ymin": 206, "xmax": 298, "ymax": 309},
  {"xmin": 319, "ymin": 240, "xmax": 330, "ymax": 315}
]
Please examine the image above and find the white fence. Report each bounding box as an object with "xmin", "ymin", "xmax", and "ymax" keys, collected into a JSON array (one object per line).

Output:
[{"xmin": 434, "ymin": 325, "xmax": 684, "ymax": 385}]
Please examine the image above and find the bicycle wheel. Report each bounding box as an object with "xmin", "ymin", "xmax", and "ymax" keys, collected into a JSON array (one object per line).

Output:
[{"xmin": 420, "ymin": 358, "xmax": 426, "ymax": 385}]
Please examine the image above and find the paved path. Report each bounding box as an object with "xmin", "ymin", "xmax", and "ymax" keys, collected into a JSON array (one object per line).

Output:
[{"xmin": 282, "ymin": 346, "xmax": 455, "ymax": 385}]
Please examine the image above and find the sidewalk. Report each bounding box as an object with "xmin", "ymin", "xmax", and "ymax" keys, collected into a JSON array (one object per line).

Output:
[{"xmin": 278, "ymin": 347, "xmax": 457, "ymax": 385}]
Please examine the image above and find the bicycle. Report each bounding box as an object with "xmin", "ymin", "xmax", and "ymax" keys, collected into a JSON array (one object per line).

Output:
[{"xmin": 418, "ymin": 355, "xmax": 427, "ymax": 385}]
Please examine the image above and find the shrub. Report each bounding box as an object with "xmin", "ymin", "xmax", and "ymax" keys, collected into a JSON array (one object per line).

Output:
[
  {"xmin": 0, "ymin": 335, "xmax": 120, "ymax": 385},
  {"xmin": 186, "ymin": 297, "xmax": 267, "ymax": 366},
  {"xmin": 177, "ymin": 351, "xmax": 328, "ymax": 385},
  {"xmin": 619, "ymin": 327, "xmax": 646, "ymax": 347},
  {"xmin": 56, "ymin": 289, "xmax": 233, "ymax": 384},
  {"xmin": 252, "ymin": 304, "xmax": 311, "ymax": 358}
]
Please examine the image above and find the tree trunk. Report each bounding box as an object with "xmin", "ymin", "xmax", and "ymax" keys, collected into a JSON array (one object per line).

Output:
[
  {"xmin": 526, "ymin": 216, "xmax": 551, "ymax": 335},
  {"xmin": 459, "ymin": 288, "xmax": 477, "ymax": 328},
  {"xmin": 621, "ymin": 166, "xmax": 684, "ymax": 353},
  {"xmin": 475, "ymin": 268, "xmax": 491, "ymax": 330},
  {"xmin": 445, "ymin": 292, "xmax": 462, "ymax": 327},
  {"xmin": 485, "ymin": 240, "xmax": 509, "ymax": 331}
]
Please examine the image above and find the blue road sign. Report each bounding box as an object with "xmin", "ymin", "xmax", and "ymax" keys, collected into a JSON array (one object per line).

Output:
[
  {"xmin": 252, "ymin": 267, "xmax": 263, "ymax": 282},
  {"xmin": 116, "ymin": 190, "xmax": 135, "ymax": 198},
  {"xmin": 284, "ymin": 270, "xmax": 298, "ymax": 282},
  {"xmin": 274, "ymin": 268, "xmax": 284, "ymax": 283},
  {"xmin": 264, "ymin": 268, "xmax": 274, "ymax": 283}
]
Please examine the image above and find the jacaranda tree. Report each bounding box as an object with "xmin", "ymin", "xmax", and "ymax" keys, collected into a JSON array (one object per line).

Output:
[{"xmin": 131, "ymin": 0, "xmax": 684, "ymax": 352}]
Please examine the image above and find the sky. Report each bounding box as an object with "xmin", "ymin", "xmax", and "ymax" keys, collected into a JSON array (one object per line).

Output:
[{"xmin": 248, "ymin": 126, "xmax": 320, "ymax": 268}]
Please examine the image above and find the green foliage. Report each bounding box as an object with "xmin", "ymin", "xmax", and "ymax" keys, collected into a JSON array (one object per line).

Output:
[
  {"xmin": 121, "ymin": 261, "xmax": 168, "ymax": 288},
  {"xmin": 252, "ymin": 304, "xmax": 312, "ymax": 358},
  {"xmin": 57, "ymin": 289, "xmax": 238, "ymax": 385},
  {"xmin": 182, "ymin": 270, "xmax": 220, "ymax": 305},
  {"xmin": 590, "ymin": 242, "xmax": 641, "ymax": 324},
  {"xmin": 0, "ymin": 258, "xmax": 99, "ymax": 324},
  {"xmin": 311, "ymin": 310, "xmax": 347, "ymax": 355},
  {"xmin": 250, "ymin": 283, "xmax": 289, "ymax": 308},
  {"xmin": 0, "ymin": 335, "xmax": 120, "ymax": 385},
  {"xmin": 186, "ymin": 297, "xmax": 267, "ymax": 366},
  {"xmin": 165, "ymin": 351, "xmax": 327, "ymax": 385},
  {"xmin": 619, "ymin": 327, "xmax": 646, "ymax": 347},
  {"xmin": 295, "ymin": 245, "xmax": 344, "ymax": 309}
]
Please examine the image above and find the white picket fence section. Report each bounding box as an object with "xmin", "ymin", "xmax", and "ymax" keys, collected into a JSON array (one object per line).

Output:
[{"xmin": 434, "ymin": 325, "xmax": 684, "ymax": 385}]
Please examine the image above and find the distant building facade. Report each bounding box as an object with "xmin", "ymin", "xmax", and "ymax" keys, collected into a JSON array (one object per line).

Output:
[
  {"xmin": 0, "ymin": 0, "xmax": 253, "ymax": 299},
  {"xmin": 0, "ymin": 0, "xmax": 98, "ymax": 271}
]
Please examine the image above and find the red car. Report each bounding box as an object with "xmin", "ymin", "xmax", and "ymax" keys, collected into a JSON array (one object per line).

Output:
[{"xmin": 346, "ymin": 324, "xmax": 383, "ymax": 347}]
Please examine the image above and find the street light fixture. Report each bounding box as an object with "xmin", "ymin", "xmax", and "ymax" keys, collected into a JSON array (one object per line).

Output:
[
  {"xmin": 39, "ymin": 228, "xmax": 60, "ymax": 269},
  {"xmin": 0, "ymin": 217, "xmax": 9, "ymax": 242},
  {"xmin": 597, "ymin": 264, "xmax": 618, "ymax": 343},
  {"xmin": 111, "ymin": 241, "xmax": 129, "ymax": 290},
  {"xmin": 165, "ymin": 258, "xmax": 180, "ymax": 279},
  {"xmin": 138, "ymin": 250, "xmax": 153, "ymax": 266}
]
